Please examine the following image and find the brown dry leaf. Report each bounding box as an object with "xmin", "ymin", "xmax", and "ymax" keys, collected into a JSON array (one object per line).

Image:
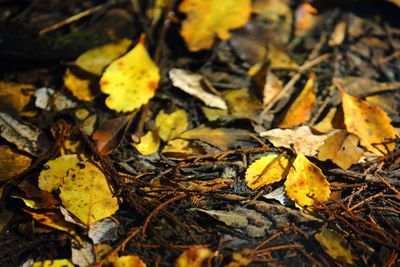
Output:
[
  {"xmin": 75, "ymin": 39, "xmax": 132, "ymax": 76},
  {"xmin": 14, "ymin": 181, "xmax": 59, "ymax": 209},
  {"xmin": 180, "ymin": 125, "xmax": 251, "ymax": 151},
  {"xmin": 113, "ymin": 255, "xmax": 146, "ymax": 267},
  {"xmin": 285, "ymin": 153, "xmax": 330, "ymax": 209},
  {"xmin": 0, "ymin": 145, "xmax": 32, "ymax": 182},
  {"xmin": 155, "ymin": 109, "xmax": 189, "ymax": 141},
  {"xmin": 340, "ymin": 89, "xmax": 396, "ymax": 155},
  {"xmin": 169, "ymin": 69, "xmax": 227, "ymax": 109},
  {"xmin": 133, "ymin": 130, "xmax": 160, "ymax": 155},
  {"xmin": 179, "ymin": 0, "xmax": 251, "ymax": 51},
  {"xmin": 260, "ymin": 126, "xmax": 337, "ymax": 157},
  {"xmin": 315, "ymin": 228, "xmax": 354, "ymax": 264},
  {"xmin": 245, "ymin": 154, "xmax": 289, "ymax": 190},
  {"xmin": 294, "ymin": 3, "xmax": 317, "ymax": 37},
  {"xmin": 0, "ymin": 81, "xmax": 34, "ymax": 113},
  {"xmin": 100, "ymin": 36, "xmax": 160, "ymax": 112},
  {"xmin": 64, "ymin": 68, "xmax": 94, "ymax": 102},
  {"xmin": 175, "ymin": 246, "xmax": 213, "ymax": 267},
  {"xmin": 92, "ymin": 113, "xmax": 135, "ymax": 155},
  {"xmin": 334, "ymin": 76, "xmax": 400, "ymax": 98},
  {"xmin": 222, "ymin": 88, "xmax": 262, "ymax": 120},
  {"xmin": 279, "ymin": 73, "xmax": 316, "ymax": 128},
  {"xmin": 317, "ymin": 130, "xmax": 364, "ymax": 169}
]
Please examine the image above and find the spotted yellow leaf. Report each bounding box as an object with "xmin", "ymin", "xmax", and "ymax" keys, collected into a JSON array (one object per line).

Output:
[
  {"xmin": 245, "ymin": 154, "xmax": 289, "ymax": 190},
  {"xmin": 155, "ymin": 109, "xmax": 189, "ymax": 141},
  {"xmin": 32, "ymin": 259, "xmax": 74, "ymax": 267},
  {"xmin": 75, "ymin": 39, "xmax": 132, "ymax": 76},
  {"xmin": 179, "ymin": 0, "xmax": 251, "ymax": 51},
  {"xmin": 100, "ymin": 36, "xmax": 160, "ymax": 112},
  {"xmin": 315, "ymin": 228, "xmax": 354, "ymax": 264},
  {"xmin": 341, "ymin": 89, "xmax": 396, "ymax": 155},
  {"xmin": 285, "ymin": 153, "xmax": 330, "ymax": 209},
  {"xmin": 59, "ymin": 159, "xmax": 119, "ymax": 226}
]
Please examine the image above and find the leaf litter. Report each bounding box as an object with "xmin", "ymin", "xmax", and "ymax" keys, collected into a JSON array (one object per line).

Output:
[{"xmin": 0, "ymin": 1, "xmax": 399, "ymax": 266}]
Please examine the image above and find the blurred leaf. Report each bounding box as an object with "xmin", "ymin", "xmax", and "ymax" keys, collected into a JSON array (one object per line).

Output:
[
  {"xmin": 155, "ymin": 109, "xmax": 189, "ymax": 141},
  {"xmin": 100, "ymin": 36, "xmax": 160, "ymax": 112},
  {"xmin": 225, "ymin": 252, "xmax": 252, "ymax": 267},
  {"xmin": 179, "ymin": 0, "xmax": 251, "ymax": 51},
  {"xmin": 64, "ymin": 68, "xmax": 94, "ymax": 102},
  {"xmin": 223, "ymin": 88, "xmax": 262, "ymax": 120},
  {"xmin": 113, "ymin": 255, "xmax": 147, "ymax": 267},
  {"xmin": 334, "ymin": 76, "xmax": 400, "ymax": 98},
  {"xmin": 133, "ymin": 130, "xmax": 160, "ymax": 155},
  {"xmin": 294, "ymin": 3, "xmax": 317, "ymax": 37},
  {"xmin": 0, "ymin": 145, "xmax": 31, "ymax": 182},
  {"xmin": 285, "ymin": 153, "xmax": 330, "ymax": 209},
  {"xmin": 175, "ymin": 246, "xmax": 213, "ymax": 267},
  {"xmin": 0, "ymin": 81, "xmax": 34, "ymax": 114},
  {"xmin": 32, "ymin": 259, "xmax": 74, "ymax": 267},
  {"xmin": 315, "ymin": 228, "xmax": 354, "ymax": 264}
]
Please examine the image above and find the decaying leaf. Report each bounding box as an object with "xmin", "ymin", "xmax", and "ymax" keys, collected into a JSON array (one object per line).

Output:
[
  {"xmin": 0, "ymin": 112, "xmax": 47, "ymax": 156},
  {"xmin": 245, "ymin": 154, "xmax": 289, "ymax": 190},
  {"xmin": 179, "ymin": 0, "xmax": 251, "ymax": 51},
  {"xmin": 88, "ymin": 218, "xmax": 118, "ymax": 245},
  {"xmin": 169, "ymin": 69, "xmax": 227, "ymax": 109},
  {"xmin": 113, "ymin": 255, "xmax": 147, "ymax": 267},
  {"xmin": 175, "ymin": 246, "xmax": 213, "ymax": 267},
  {"xmin": 32, "ymin": 259, "xmax": 74, "ymax": 267},
  {"xmin": 179, "ymin": 125, "xmax": 251, "ymax": 151},
  {"xmin": 267, "ymin": 44, "xmax": 299, "ymax": 69},
  {"xmin": 133, "ymin": 130, "xmax": 160, "ymax": 155},
  {"xmin": 0, "ymin": 81, "xmax": 34, "ymax": 113},
  {"xmin": 59, "ymin": 159, "xmax": 119, "ymax": 226},
  {"xmin": 334, "ymin": 76, "xmax": 400, "ymax": 98},
  {"xmin": 100, "ymin": 36, "xmax": 160, "ymax": 112},
  {"xmin": 0, "ymin": 145, "xmax": 32, "ymax": 182},
  {"xmin": 317, "ymin": 130, "xmax": 364, "ymax": 169},
  {"xmin": 340, "ymin": 89, "xmax": 396, "ymax": 155},
  {"xmin": 34, "ymin": 87, "xmax": 77, "ymax": 111},
  {"xmin": 75, "ymin": 38, "xmax": 132, "ymax": 76},
  {"xmin": 328, "ymin": 21, "xmax": 347, "ymax": 47},
  {"xmin": 64, "ymin": 68, "xmax": 95, "ymax": 102},
  {"xmin": 285, "ymin": 153, "xmax": 330, "ymax": 209},
  {"xmin": 14, "ymin": 181, "xmax": 59, "ymax": 209},
  {"xmin": 155, "ymin": 109, "xmax": 189, "ymax": 141},
  {"xmin": 223, "ymin": 88, "xmax": 262, "ymax": 120},
  {"xmin": 71, "ymin": 240, "xmax": 95, "ymax": 267},
  {"xmin": 263, "ymin": 71, "xmax": 283, "ymax": 106},
  {"xmin": 75, "ymin": 109, "xmax": 97, "ymax": 136},
  {"xmin": 315, "ymin": 228, "xmax": 354, "ymax": 264},
  {"xmin": 261, "ymin": 126, "xmax": 337, "ymax": 156},
  {"xmin": 192, "ymin": 207, "xmax": 272, "ymax": 238},
  {"xmin": 279, "ymin": 73, "xmax": 316, "ymax": 128}
]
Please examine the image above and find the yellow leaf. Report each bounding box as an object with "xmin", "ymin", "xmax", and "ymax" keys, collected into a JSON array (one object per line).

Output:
[
  {"xmin": 245, "ymin": 154, "xmax": 289, "ymax": 190},
  {"xmin": 155, "ymin": 109, "xmax": 189, "ymax": 141},
  {"xmin": 223, "ymin": 88, "xmax": 262, "ymax": 120},
  {"xmin": 162, "ymin": 139, "xmax": 202, "ymax": 157},
  {"xmin": 100, "ymin": 36, "xmax": 160, "ymax": 112},
  {"xmin": 225, "ymin": 252, "xmax": 252, "ymax": 267},
  {"xmin": 201, "ymin": 107, "xmax": 228, "ymax": 121},
  {"xmin": 59, "ymin": 159, "xmax": 119, "ymax": 226},
  {"xmin": 64, "ymin": 68, "xmax": 94, "ymax": 101},
  {"xmin": 113, "ymin": 255, "xmax": 147, "ymax": 267},
  {"xmin": 313, "ymin": 107, "xmax": 338, "ymax": 133},
  {"xmin": 315, "ymin": 228, "xmax": 354, "ymax": 264},
  {"xmin": 75, "ymin": 39, "xmax": 132, "ymax": 76},
  {"xmin": 285, "ymin": 153, "xmax": 330, "ymax": 209},
  {"xmin": 0, "ymin": 81, "xmax": 34, "ymax": 113},
  {"xmin": 341, "ymin": 89, "xmax": 396, "ymax": 155},
  {"xmin": 318, "ymin": 130, "xmax": 364, "ymax": 169},
  {"xmin": 175, "ymin": 246, "xmax": 213, "ymax": 267},
  {"xmin": 0, "ymin": 145, "xmax": 31, "ymax": 182},
  {"xmin": 279, "ymin": 73, "xmax": 315, "ymax": 128},
  {"xmin": 32, "ymin": 259, "xmax": 74, "ymax": 267},
  {"xmin": 179, "ymin": 0, "xmax": 251, "ymax": 51},
  {"xmin": 133, "ymin": 130, "xmax": 160, "ymax": 155},
  {"xmin": 38, "ymin": 154, "xmax": 81, "ymax": 192}
]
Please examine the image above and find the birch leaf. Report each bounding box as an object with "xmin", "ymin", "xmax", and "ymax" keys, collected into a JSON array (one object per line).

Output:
[
  {"xmin": 176, "ymin": 246, "xmax": 213, "ymax": 267},
  {"xmin": 113, "ymin": 255, "xmax": 147, "ymax": 267},
  {"xmin": 315, "ymin": 228, "xmax": 354, "ymax": 264},
  {"xmin": 155, "ymin": 109, "xmax": 189, "ymax": 141},
  {"xmin": 133, "ymin": 130, "xmax": 160, "ymax": 155}
]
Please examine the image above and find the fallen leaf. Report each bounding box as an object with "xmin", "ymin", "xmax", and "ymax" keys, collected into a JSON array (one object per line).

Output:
[
  {"xmin": 225, "ymin": 252, "xmax": 252, "ymax": 267},
  {"xmin": 312, "ymin": 107, "xmax": 339, "ymax": 133},
  {"xmin": 14, "ymin": 181, "xmax": 59, "ymax": 209},
  {"xmin": 180, "ymin": 125, "xmax": 251, "ymax": 151},
  {"xmin": 113, "ymin": 255, "xmax": 147, "ymax": 267},
  {"xmin": 334, "ymin": 76, "xmax": 400, "ymax": 98},
  {"xmin": 34, "ymin": 87, "xmax": 77, "ymax": 111},
  {"xmin": 169, "ymin": 69, "xmax": 227, "ymax": 109},
  {"xmin": 64, "ymin": 68, "xmax": 95, "ymax": 101},
  {"xmin": 328, "ymin": 21, "xmax": 347, "ymax": 47},
  {"xmin": 317, "ymin": 130, "xmax": 364, "ymax": 169},
  {"xmin": 340, "ymin": 89, "xmax": 396, "ymax": 155},
  {"xmin": 201, "ymin": 106, "xmax": 228, "ymax": 121},
  {"xmin": 59, "ymin": 159, "xmax": 119, "ymax": 226},
  {"xmin": 39, "ymin": 154, "xmax": 81, "ymax": 192},
  {"xmin": 133, "ymin": 130, "xmax": 160, "ymax": 155},
  {"xmin": 294, "ymin": 3, "xmax": 317, "ymax": 37},
  {"xmin": 32, "ymin": 259, "xmax": 74, "ymax": 267},
  {"xmin": 179, "ymin": 0, "xmax": 251, "ymax": 51},
  {"xmin": 263, "ymin": 71, "xmax": 283, "ymax": 106},
  {"xmin": 222, "ymin": 88, "xmax": 262, "ymax": 120},
  {"xmin": 75, "ymin": 38, "xmax": 132, "ymax": 76},
  {"xmin": 175, "ymin": 246, "xmax": 213, "ymax": 267},
  {"xmin": 75, "ymin": 109, "xmax": 97, "ymax": 136},
  {"xmin": 0, "ymin": 81, "xmax": 34, "ymax": 113},
  {"xmin": 92, "ymin": 113, "xmax": 136, "ymax": 155},
  {"xmin": 162, "ymin": 139, "xmax": 202, "ymax": 157},
  {"xmin": 279, "ymin": 73, "xmax": 316, "ymax": 128},
  {"xmin": 155, "ymin": 109, "xmax": 189, "ymax": 141},
  {"xmin": 71, "ymin": 240, "xmax": 95, "ymax": 267},
  {"xmin": 260, "ymin": 126, "xmax": 337, "ymax": 156},
  {"xmin": 285, "ymin": 153, "xmax": 330, "ymax": 209},
  {"xmin": 315, "ymin": 228, "xmax": 354, "ymax": 264},
  {"xmin": 100, "ymin": 36, "xmax": 160, "ymax": 112},
  {"xmin": 192, "ymin": 207, "xmax": 272, "ymax": 238},
  {"xmin": 262, "ymin": 186, "xmax": 290, "ymax": 206},
  {"xmin": 0, "ymin": 145, "xmax": 32, "ymax": 182},
  {"xmin": 267, "ymin": 44, "xmax": 299, "ymax": 69},
  {"xmin": 245, "ymin": 154, "xmax": 289, "ymax": 190},
  {"xmin": 0, "ymin": 112, "xmax": 47, "ymax": 156},
  {"xmin": 365, "ymin": 93, "xmax": 399, "ymax": 116},
  {"xmin": 88, "ymin": 218, "xmax": 118, "ymax": 245}
]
